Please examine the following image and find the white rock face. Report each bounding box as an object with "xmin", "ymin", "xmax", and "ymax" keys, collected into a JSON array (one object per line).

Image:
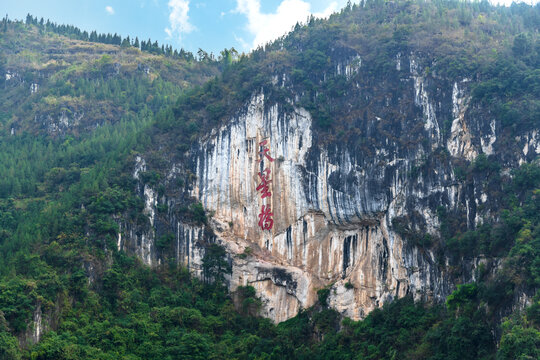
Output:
[
  {"xmin": 32, "ymin": 304, "xmax": 43, "ymax": 344},
  {"xmin": 133, "ymin": 155, "xmax": 146, "ymax": 179},
  {"xmin": 5, "ymin": 70, "xmax": 18, "ymax": 81},
  {"xmin": 143, "ymin": 186, "xmax": 157, "ymax": 228},
  {"xmin": 124, "ymin": 55, "xmax": 539, "ymax": 323},
  {"xmin": 117, "ymin": 224, "xmax": 122, "ymax": 251},
  {"xmin": 335, "ymin": 55, "xmax": 362, "ymax": 80},
  {"xmin": 40, "ymin": 111, "xmax": 84, "ymax": 135},
  {"xmin": 188, "ymin": 92, "xmax": 451, "ymax": 322},
  {"xmin": 447, "ymin": 81, "xmax": 477, "ymax": 161},
  {"xmin": 411, "ymin": 58, "xmax": 441, "ymax": 149},
  {"xmin": 121, "ymin": 156, "xmax": 208, "ymax": 275},
  {"xmin": 481, "ymin": 119, "xmax": 497, "ymax": 156},
  {"xmin": 175, "ymin": 223, "xmax": 206, "ymax": 278},
  {"xmin": 193, "ymin": 92, "xmax": 313, "ymax": 242},
  {"xmin": 124, "ymin": 155, "xmax": 156, "ymax": 266},
  {"xmin": 523, "ymin": 130, "xmax": 540, "ymax": 156}
]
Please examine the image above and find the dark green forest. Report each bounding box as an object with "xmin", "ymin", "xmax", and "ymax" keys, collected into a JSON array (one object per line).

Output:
[{"xmin": 0, "ymin": 1, "xmax": 539, "ymax": 359}]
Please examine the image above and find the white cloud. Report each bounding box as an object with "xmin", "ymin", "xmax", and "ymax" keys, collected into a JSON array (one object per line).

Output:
[
  {"xmin": 235, "ymin": 0, "xmax": 339, "ymax": 49},
  {"xmin": 165, "ymin": 0, "xmax": 195, "ymax": 41},
  {"xmin": 231, "ymin": 0, "xmax": 539, "ymax": 50},
  {"xmin": 234, "ymin": 34, "xmax": 250, "ymax": 51},
  {"xmin": 105, "ymin": 6, "xmax": 115, "ymax": 15}
]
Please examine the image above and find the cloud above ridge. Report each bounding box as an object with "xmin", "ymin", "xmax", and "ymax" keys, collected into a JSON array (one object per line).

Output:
[
  {"xmin": 165, "ymin": 0, "xmax": 195, "ymax": 42},
  {"xmin": 235, "ymin": 0, "xmax": 339, "ymax": 49}
]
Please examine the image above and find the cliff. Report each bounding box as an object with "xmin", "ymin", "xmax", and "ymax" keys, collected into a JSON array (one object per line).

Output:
[
  {"xmin": 113, "ymin": 0, "xmax": 540, "ymax": 323},
  {"xmin": 122, "ymin": 49, "xmax": 539, "ymax": 322},
  {"xmin": 1, "ymin": 2, "xmax": 539, "ymax": 357}
]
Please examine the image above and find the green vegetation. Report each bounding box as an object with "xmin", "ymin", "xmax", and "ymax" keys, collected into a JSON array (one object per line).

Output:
[
  {"xmin": 0, "ymin": 1, "xmax": 538, "ymax": 359},
  {"xmin": 151, "ymin": 0, "xmax": 539, "ymax": 151},
  {"xmin": 437, "ymin": 161, "xmax": 539, "ymax": 262},
  {"xmin": 0, "ymin": 16, "xmax": 220, "ymax": 145},
  {"xmin": 21, "ymin": 13, "xmax": 193, "ymax": 61}
]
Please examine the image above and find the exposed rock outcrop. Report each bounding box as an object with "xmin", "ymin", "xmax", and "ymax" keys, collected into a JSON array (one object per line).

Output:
[{"xmin": 121, "ymin": 53, "xmax": 540, "ymax": 323}]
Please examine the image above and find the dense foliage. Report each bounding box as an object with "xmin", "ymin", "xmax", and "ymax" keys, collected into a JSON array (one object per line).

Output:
[
  {"xmin": 0, "ymin": 1, "xmax": 538, "ymax": 359},
  {"xmin": 4, "ymin": 162, "xmax": 536, "ymax": 360},
  {"xmin": 152, "ymin": 0, "xmax": 539, "ymax": 150},
  {"xmin": 20, "ymin": 14, "xmax": 193, "ymax": 61},
  {"xmin": 0, "ymin": 18, "xmax": 220, "ymax": 198}
]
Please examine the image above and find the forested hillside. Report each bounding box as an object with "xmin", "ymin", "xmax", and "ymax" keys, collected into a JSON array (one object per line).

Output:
[
  {"xmin": 0, "ymin": 1, "xmax": 539, "ymax": 359},
  {"xmin": 0, "ymin": 15, "xmax": 221, "ymax": 199}
]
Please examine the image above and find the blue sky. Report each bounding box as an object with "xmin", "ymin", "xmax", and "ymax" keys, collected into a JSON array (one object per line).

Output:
[{"xmin": 1, "ymin": 0, "xmax": 537, "ymax": 56}]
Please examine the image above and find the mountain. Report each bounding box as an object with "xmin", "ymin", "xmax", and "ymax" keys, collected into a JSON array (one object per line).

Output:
[
  {"xmin": 0, "ymin": 1, "xmax": 539, "ymax": 359},
  {"xmin": 0, "ymin": 15, "xmax": 218, "ymax": 136},
  {"xmin": 0, "ymin": 16, "xmax": 220, "ymax": 200},
  {"xmin": 132, "ymin": 0, "xmax": 540, "ymax": 321}
]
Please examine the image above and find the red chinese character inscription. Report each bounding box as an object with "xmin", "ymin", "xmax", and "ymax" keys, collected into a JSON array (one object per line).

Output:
[
  {"xmin": 256, "ymin": 139, "xmax": 274, "ymax": 231},
  {"xmin": 258, "ymin": 140, "xmax": 274, "ymax": 162},
  {"xmin": 256, "ymin": 168, "xmax": 272, "ymax": 199},
  {"xmin": 258, "ymin": 205, "xmax": 274, "ymax": 231}
]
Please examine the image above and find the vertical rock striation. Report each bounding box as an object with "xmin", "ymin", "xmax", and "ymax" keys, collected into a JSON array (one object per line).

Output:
[{"xmin": 122, "ymin": 53, "xmax": 540, "ymax": 323}]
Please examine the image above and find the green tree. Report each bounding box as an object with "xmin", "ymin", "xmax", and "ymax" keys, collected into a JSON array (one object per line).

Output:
[
  {"xmin": 498, "ymin": 320, "xmax": 540, "ymax": 360},
  {"xmin": 0, "ymin": 331, "xmax": 20, "ymax": 360},
  {"xmin": 202, "ymin": 244, "xmax": 231, "ymax": 284},
  {"xmin": 177, "ymin": 332, "xmax": 211, "ymax": 360}
]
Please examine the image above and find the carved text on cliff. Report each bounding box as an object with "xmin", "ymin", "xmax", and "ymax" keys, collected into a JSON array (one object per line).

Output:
[{"xmin": 257, "ymin": 140, "xmax": 274, "ymax": 230}]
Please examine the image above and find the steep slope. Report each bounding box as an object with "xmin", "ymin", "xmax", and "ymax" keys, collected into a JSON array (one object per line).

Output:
[
  {"xmin": 0, "ymin": 2, "xmax": 539, "ymax": 359},
  {"xmin": 0, "ymin": 18, "xmax": 218, "ymax": 137},
  {"xmin": 0, "ymin": 17, "xmax": 221, "ymax": 351},
  {"xmin": 0, "ymin": 19, "xmax": 219, "ymax": 199},
  {"xmin": 126, "ymin": 0, "xmax": 540, "ymax": 322}
]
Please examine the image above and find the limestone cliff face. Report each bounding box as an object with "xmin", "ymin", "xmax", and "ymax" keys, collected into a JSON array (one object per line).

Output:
[
  {"xmin": 121, "ymin": 53, "xmax": 540, "ymax": 323},
  {"xmin": 187, "ymin": 91, "xmax": 445, "ymax": 322}
]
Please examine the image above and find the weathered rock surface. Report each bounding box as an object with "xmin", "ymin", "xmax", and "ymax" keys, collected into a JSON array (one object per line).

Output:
[{"xmin": 120, "ymin": 53, "xmax": 540, "ymax": 323}]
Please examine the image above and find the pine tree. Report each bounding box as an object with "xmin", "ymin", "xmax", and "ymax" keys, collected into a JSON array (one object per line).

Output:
[{"xmin": 121, "ymin": 36, "xmax": 130, "ymax": 47}]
